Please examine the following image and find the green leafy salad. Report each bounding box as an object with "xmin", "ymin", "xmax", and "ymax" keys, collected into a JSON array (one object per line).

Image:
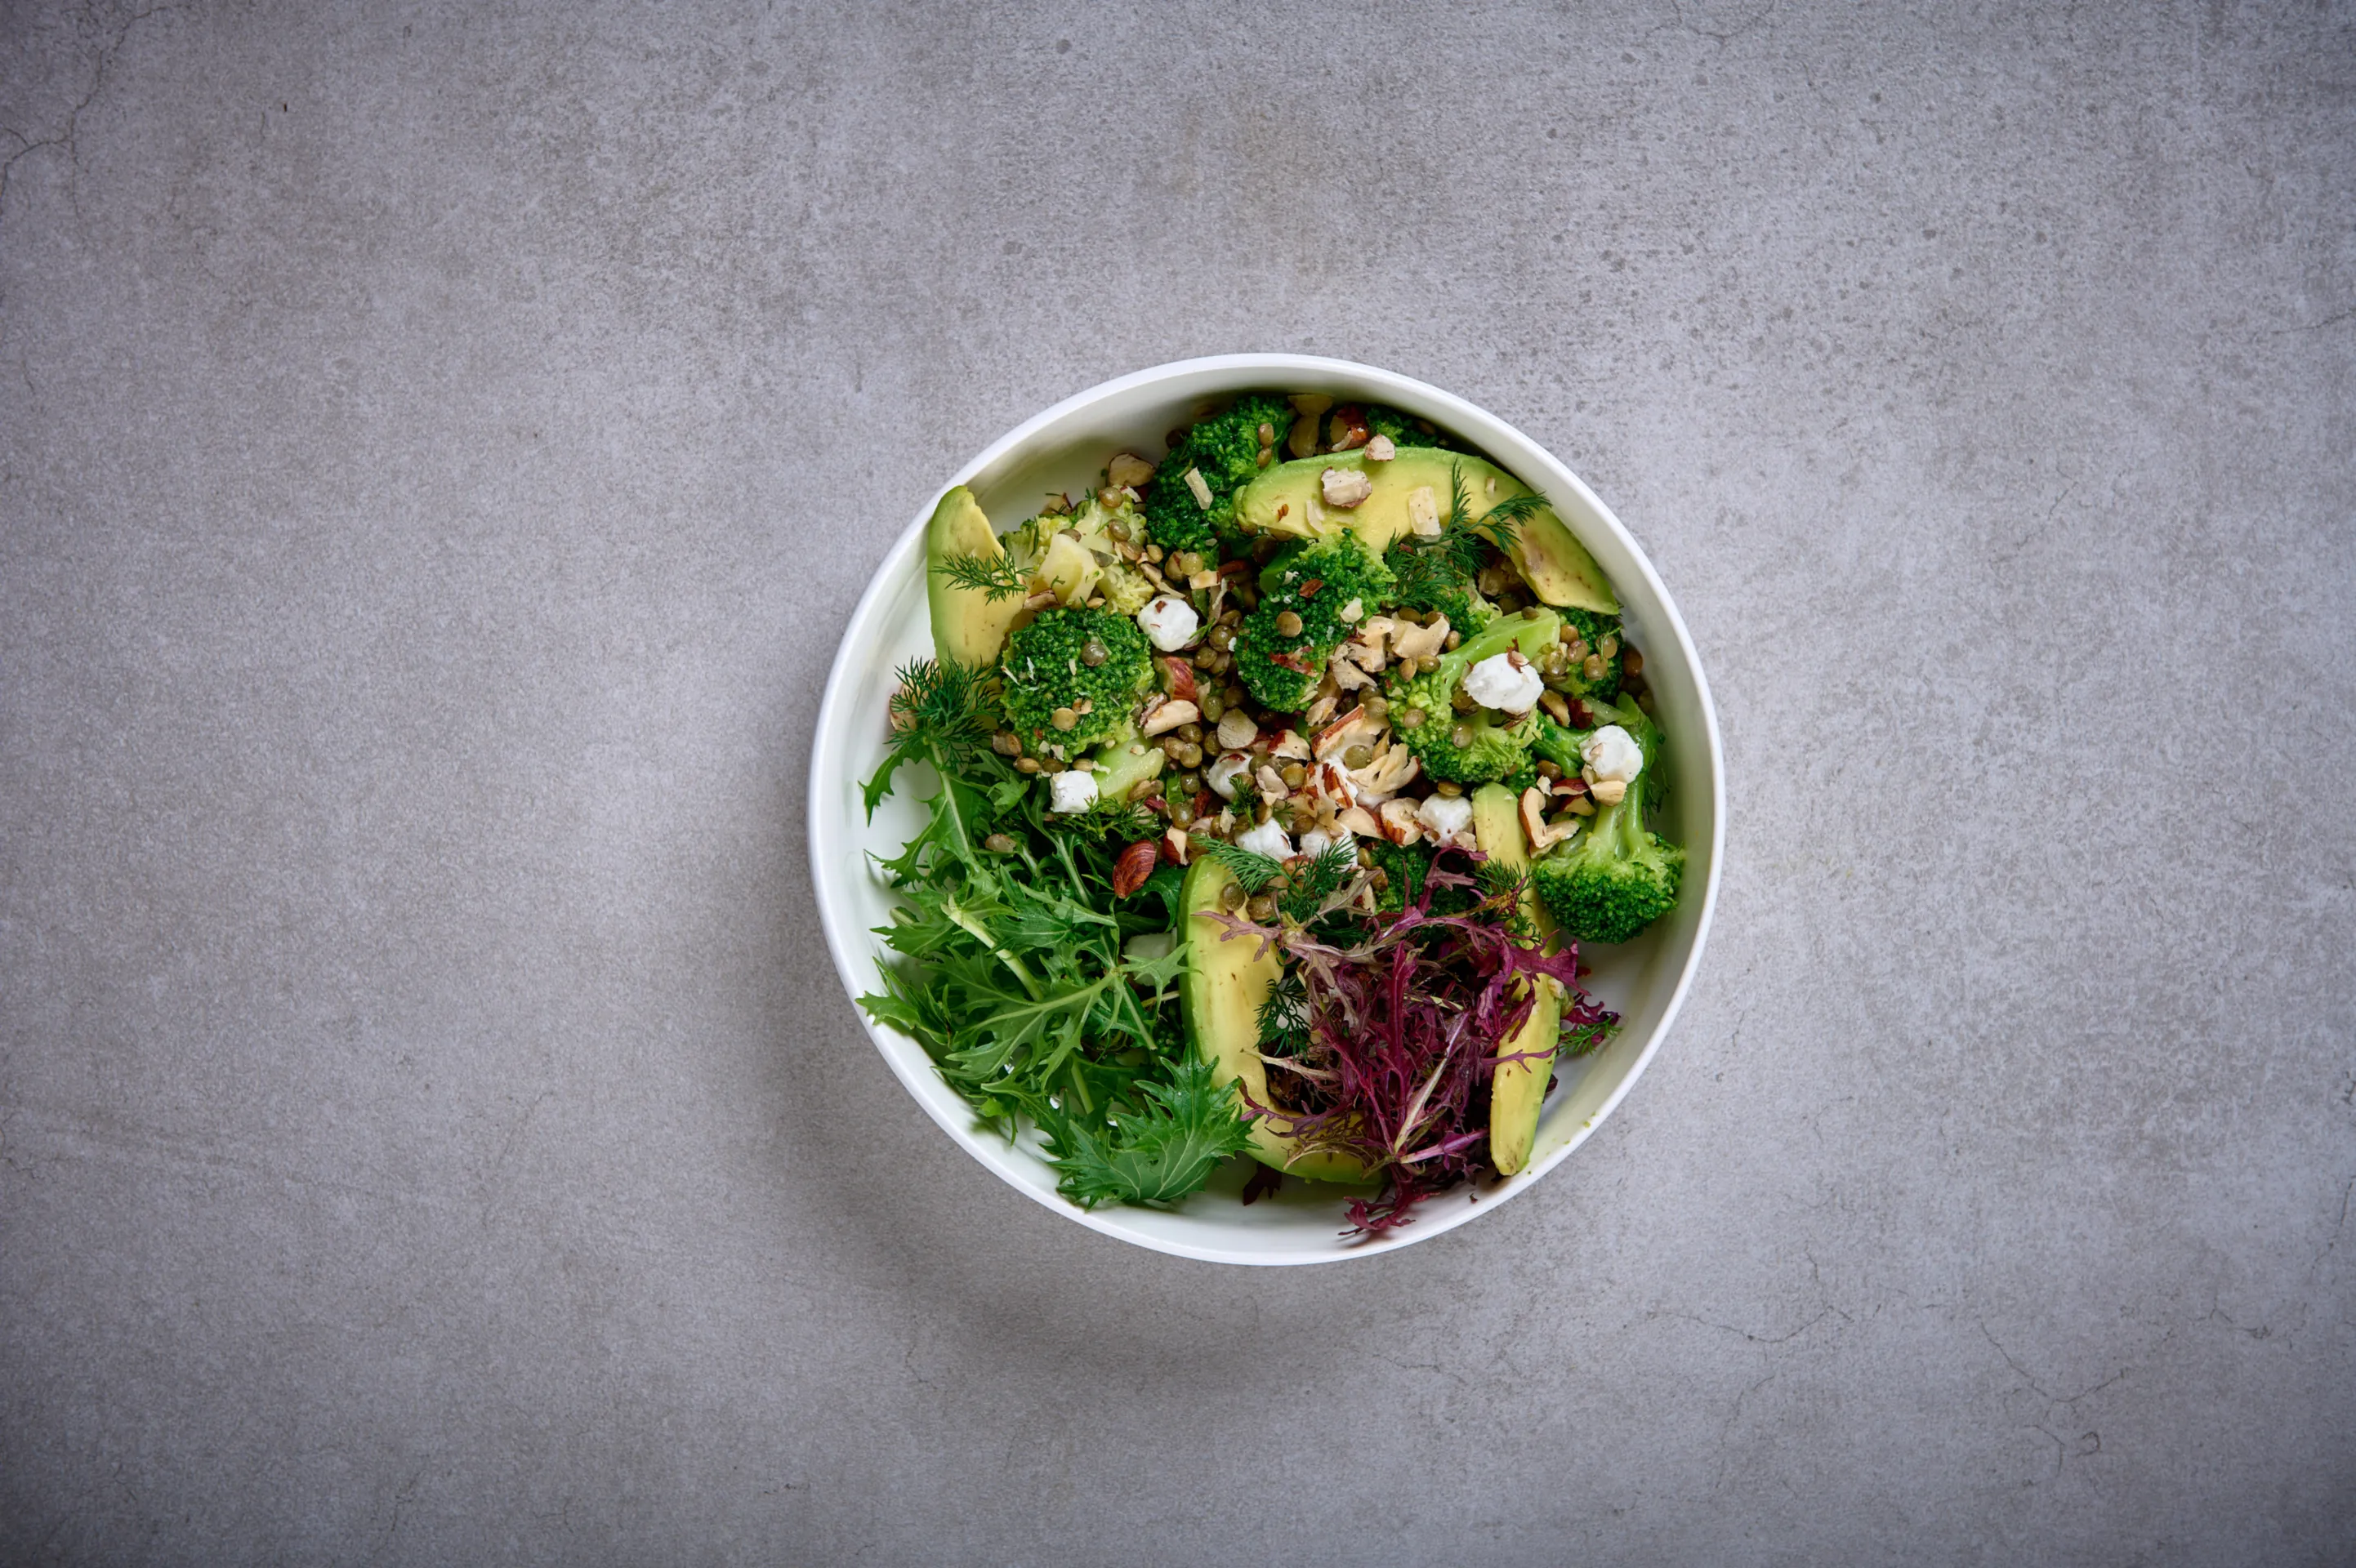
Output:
[{"xmin": 860, "ymin": 393, "xmax": 1684, "ymax": 1232}]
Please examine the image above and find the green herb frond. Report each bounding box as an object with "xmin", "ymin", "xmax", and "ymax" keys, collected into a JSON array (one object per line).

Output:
[
  {"xmin": 934, "ymin": 551, "xmax": 1030, "ymax": 601},
  {"xmin": 1277, "ymin": 842, "xmax": 1362, "ymax": 924},
  {"xmin": 1196, "ymin": 839, "xmax": 1285, "ymax": 894},
  {"xmin": 886, "ymin": 656, "xmax": 996, "ymax": 756}
]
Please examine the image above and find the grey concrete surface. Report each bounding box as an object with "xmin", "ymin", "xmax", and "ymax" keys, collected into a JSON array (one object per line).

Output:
[{"xmin": 2, "ymin": 0, "xmax": 2350, "ymax": 1561}]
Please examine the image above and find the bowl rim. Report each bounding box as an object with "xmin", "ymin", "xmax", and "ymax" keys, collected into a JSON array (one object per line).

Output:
[{"xmin": 809, "ymin": 353, "xmax": 1725, "ymax": 1264}]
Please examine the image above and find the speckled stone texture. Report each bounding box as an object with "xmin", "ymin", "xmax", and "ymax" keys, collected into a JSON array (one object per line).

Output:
[{"xmin": 2, "ymin": 1, "xmax": 2350, "ymax": 1561}]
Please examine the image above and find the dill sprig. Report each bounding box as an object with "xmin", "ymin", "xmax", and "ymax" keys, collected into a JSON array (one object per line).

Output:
[{"xmin": 933, "ymin": 551, "xmax": 1031, "ymax": 601}]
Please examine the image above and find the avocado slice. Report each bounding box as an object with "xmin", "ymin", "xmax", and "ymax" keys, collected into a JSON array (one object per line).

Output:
[
  {"xmin": 926, "ymin": 486, "xmax": 1025, "ymax": 666},
  {"xmin": 1177, "ymin": 856, "xmax": 1368, "ymax": 1183},
  {"xmin": 1472, "ymin": 782, "xmax": 1561, "ymax": 1177},
  {"xmin": 1232, "ymin": 449, "xmax": 1619, "ymax": 615}
]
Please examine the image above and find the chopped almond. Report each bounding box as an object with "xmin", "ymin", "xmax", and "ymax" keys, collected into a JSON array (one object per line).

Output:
[
  {"xmin": 1405, "ymin": 485, "xmax": 1441, "ymax": 537},
  {"xmin": 1327, "ymin": 404, "xmax": 1371, "ymax": 452},
  {"xmin": 1348, "ymin": 743, "xmax": 1419, "ymax": 803},
  {"xmin": 1140, "ymin": 697, "xmax": 1200, "ymax": 737},
  {"xmin": 1320, "ymin": 467, "xmax": 1374, "ymax": 509},
  {"xmin": 1390, "ymin": 615, "xmax": 1450, "ymax": 662},
  {"xmin": 1312, "ymin": 704, "xmax": 1375, "ymax": 762},
  {"xmin": 1378, "ymin": 798, "xmax": 1424, "ymax": 845},
  {"xmin": 1520, "ymin": 787, "xmax": 1578, "ymax": 852}
]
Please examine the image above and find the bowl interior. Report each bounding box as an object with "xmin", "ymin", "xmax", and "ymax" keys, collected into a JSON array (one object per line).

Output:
[{"xmin": 810, "ymin": 355, "xmax": 1721, "ymax": 1264}]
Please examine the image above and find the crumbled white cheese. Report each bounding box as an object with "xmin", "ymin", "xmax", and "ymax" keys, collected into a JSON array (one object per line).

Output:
[
  {"xmin": 1298, "ymin": 826, "xmax": 1357, "ymax": 861},
  {"xmin": 1364, "ymin": 434, "xmax": 1397, "ymax": 462},
  {"xmin": 1235, "ymin": 817, "xmax": 1294, "ymax": 860},
  {"xmin": 1320, "ymin": 467, "xmax": 1374, "ymax": 509},
  {"xmin": 1048, "ymin": 769, "xmax": 1100, "ymax": 813},
  {"xmin": 1417, "ymin": 793, "xmax": 1474, "ymax": 840},
  {"xmin": 1207, "ymin": 751, "xmax": 1253, "ymax": 800},
  {"xmin": 1580, "ymin": 724, "xmax": 1644, "ymax": 783},
  {"xmin": 1136, "ymin": 594, "xmax": 1200, "ymax": 653},
  {"xmin": 1461, "ymin": 650, "xmax": 1543, "ymax": 714}
]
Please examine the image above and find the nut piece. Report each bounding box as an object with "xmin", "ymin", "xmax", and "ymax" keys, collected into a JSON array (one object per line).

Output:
[
  {"xmin": 1587, "ymin": 777, "xmax": 1630, "ymax": 806},
  {"xmin": 1312, "ymin": 704, "xmax": 1374, "ymax": 762},
  {"xmin": 1378, "ymin": 797, "xmax": 1425, "ymax": 845},
  {"xmin": 1364, "ymin": 434, "xmax": 1397, "ymax": 462},
  {"xmin": 1320, "ymin": 467, "xmax": 1375, "ymax": 509},
  {"xmin": 1268, "ymin": 728, "xmax": 1312, "ymax": 761},
  {"xmin": 1520, "ymin": 786, "xmax": 1578, "ymax": 853},
  {"xmin": 1161, "ymin": 827, "xmax": 1192, "ymax": 866},
  {"xmin": 1107, "ymin": 452, "xmax": 1156, "ymax": 489},
  {"xmin": 1337, "ymin": 804, "xmax": 1385, "ymax": 839},
  {"xmin": 1112, "ymin": 840, "xmax": 1161, "ymax": 898},
  {"xmin": 1390, "ymin": 615, "xmax": 1451, "ymax": 662},
  {"xmin": 1298, "ymin": 759, "xmax": 1359, "ymax": 812},
  {"xmin": 1140, "ymin": 697, "xmax": 1201, "ymax": 737},
  {"xmin": 1327, "ymin": 405, "xmax": 1371, "ymax": 452},
  {"xmin": 1216, "ymin": 709, "xmax": 1260, "ymax": 751},
  {"xmin": 1349, "ymin": 742, "xmax": 1421, "ymax": 802},
  {"xmin": 1405, "ymin": 484, "xmax": 1441, "ymax": 537},
  {"xmin": 1328, "ymin": 652, "xmax": 1375, "ymax": 692},
  {"xmin": 1254, "ymin": 764, "xmax": 1291, "ymax": 800},
  {"xmin": 1183, "ymin": 467, "xmax": 1214, "ymax": 510}
]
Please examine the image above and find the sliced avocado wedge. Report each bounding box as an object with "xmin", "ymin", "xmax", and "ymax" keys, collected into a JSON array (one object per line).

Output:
[
  {"xmin": 1232, "ymin": 449, "xmax": 1619, "ymax": 615},
  {"xmin": 926, "ymin": 486, "xmax": 1025, "ymax": 666},
  {"xmin": 1472, "ymin": 782, "xmax": 1560, "ymax": 1177},
  {"xmin": 1177, "ymin": 857, "xmax": 1368, "ymax": 1183}
]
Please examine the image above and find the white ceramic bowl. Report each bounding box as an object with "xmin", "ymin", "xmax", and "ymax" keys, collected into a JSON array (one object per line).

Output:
[{"xmin": 810, "ymin": 354, "xmax": 1723, "ymax": 1265}]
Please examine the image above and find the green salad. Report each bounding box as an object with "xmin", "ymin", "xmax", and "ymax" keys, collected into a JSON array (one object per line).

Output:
[{"xmin": 860, "ymin": 393, "xmax": 1684, "ymax": 1232}]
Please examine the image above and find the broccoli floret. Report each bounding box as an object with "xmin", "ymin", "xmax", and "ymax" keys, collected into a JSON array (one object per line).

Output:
[
  {"xmin": 997, "ymin": 607, "xmax": 1154, "ymax": 751},
  {"xmin": 1384, "ymin": 608, "xmax": 1562, "ymax": 784},
  {"xmin": 1140, "ymin": 393, "xmax": 1295, "ymax": 555},
  {"xmin": 1363, "ymin": 404, "xmax": 1457, "ymax": 451},
  {"xmin": 1006, "ymin": 494, "xmax": 1158, "ymax": 614},
  {"xmin": 1531, "ymin": 791, "xmax": 1684, "ymax": 944},
  {"xmin": 1234, "ymin": 534, "xmax": 1395, "ymax": 712}
]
